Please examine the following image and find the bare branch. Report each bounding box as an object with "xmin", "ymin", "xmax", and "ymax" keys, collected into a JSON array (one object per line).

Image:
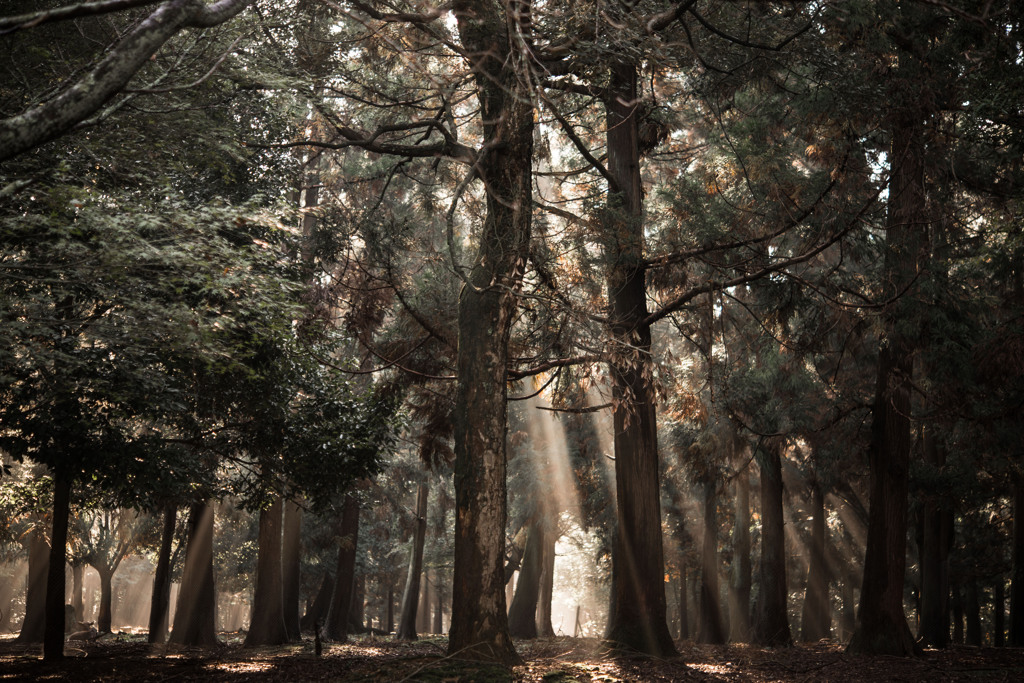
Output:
[{"xmin": 0, "ymin": 0, "xmax": 164, "ymax": 33}]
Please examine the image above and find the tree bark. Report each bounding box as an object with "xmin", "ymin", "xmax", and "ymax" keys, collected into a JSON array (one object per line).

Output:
[
  {"xmin": 918, "ymin": 433, "xmax": 950, "ymax": 648},
  {"xmin": 325, "ymin": 494, "xmax": 359, "ymax": 641},
  {"xmin": 148, "ymin": 505, "xmax": 176, "ymax": 644},
  {"xmin": 397, "ymin": 482, "xmax": 428, "ymax": 640},
  {"xmin": 245, "ymin": 498, "xmax": 289, "ymax": 646},
  {"xmin": 697, "ymin": 481, "xmax": 725, "ymax": 644},
  {"xmin": 678, "ymin": 566, "xmax": 690, "ymax": 640},
  {"xmin": 800, "ymin": 482, "xmax": 830, "ymax": 642},
  {"xmin": 18, "ymin": 526, "xmax": 49, "ymax": 643},
  {"xmin": 847, "ymin": 107, "xmax": 925, "ymax": 657},
  {"xmin": 508, "ymin": 519, "xmax": 544, "ymax": 638},
  {"xmin": 431, "ymin": 569, "xmax": 443, "ymax": 635},
  {"xmin": 995, "ymin": 579, "xmax": 1005, "ymax": 647},
  {"xmin": 416, "ymin": 570, "xmax": 431, "ymax": 634},
  {"xmin": 71, "ymin": 563, "xmax": 84, "ymax": 624},
  {"xmin": 602, "ymin": 59, "xmax": 676, "ymax": 658},
  {"xmin": 43, "ymin": 474, "xmax": 71, "ymax": 660},
  {"xmin": 95, "ymin": 567, "xmax": 114, "ymax": 634},
  {"xmin": 300, "ymin": 572, "xmax": 333, "ymax": 633},
  {"xmin": 965, "ymin": 579, "xmax": 982, "ymax": 646},
  {"xmin": 169, "ymin": 501, "xmax": 217, "ymax": 647},
  {"xmin": 538, "ymin": 526, "xmax": 556, "ymax": 637},
  {"xmin": 729, "ymin": 466, "xmax": 752, "ymax": 642},
  {"xmin": 282, "ymin": 499, "xmax": 302, "ymax": 642},
  {"xmin": 753, "ymin": 443, "xmax": 792, "ymax": 647},
  {"xmin": 447, "ymin": 0, "xmax": 533, "ymax": 665}
]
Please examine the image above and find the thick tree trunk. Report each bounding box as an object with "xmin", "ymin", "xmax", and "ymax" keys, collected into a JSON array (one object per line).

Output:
[
  {"xmin": 43, "ymin": 474, "xmax": 71, "ymax": 660},
  {"xmin": 918, "ymin": 433, "xmax": 950, "ymax": 648},
  {"xmin": 300, "ymin": 572, "xmax": 333, "ymax": 633},
  {"xmin": 397, "ymin": 482, "xmax": 428, "ymax": 640},
  {"xmin": 965, "ymin": 579, "xmax": 982, "ymax": 646},
  {"xmin": 447, "ymin": 0, "xmax": 533, "ymax": 665},
  {"xmin": 19, "ymin": 528, "xmax": 49, "ymax": 643},
  {"xmin": 729, "ymin": 467, "xmax": 752, "ymax": 642},
  {"xmin": 1011, "ymin": 477, "xmax": 1024, "ymax": 646},
  {"xmin": 753, "ymin": 444, "xmax": 792, "ymax": 647},
  {"xmin": 697, "ymin": 481, "xmax": 725, "ymax": 644},
  {"xmin": 95, "ymin": 567, "xmax": 114, "ymax": 634},
  {"xmin": 416, "ymin": 571, "xmax": 431, "ymax": 634},
  {"xmin": 602, "ymin": 59, "xmax": 676, "ymax": 658},
  {"xmin": 508, "ymin": 520, "xmax": 544, "ymax": 638},
  {"xmin": 282, "ymin": 499, "xmax": 302, "ymax": 642},
  {"xmin": 847, "ymin": 110, "xmax": 925, "ymax": 657},
  {"xmin": 149, "ymin": 505, "xmax": 176, "ymax": 644},
  {"xmin": 538, "ymin": 527, "xmax": 556, "ymax": 637},
  {"xmin": 245, "ymin": 498, "xmax": 289, "ymax": 646},
  {"xmin": 325, "ymin": 494, "xmax": 359, "ymax": 641},
  {"xmin": 169, "ymin": 501, "xmax": 217, "ymax": 647},
  {"xmin": 801, "ymin": 482, "xmax": 830, "ymax": 642}
]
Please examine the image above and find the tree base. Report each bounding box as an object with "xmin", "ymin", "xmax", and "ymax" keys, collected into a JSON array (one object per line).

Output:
[
  {"xmin": 604, "ymin": 623, "xmax": 679, "ymax": 658},
  {"xmin": 847, "ymin": 618, "xmax": 921, "ymax": 656}
]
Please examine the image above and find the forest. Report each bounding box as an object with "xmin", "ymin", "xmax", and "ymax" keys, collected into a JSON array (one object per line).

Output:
[{"xmin": 1, "ymin": 1, "xmax": 1023, "ymax": 681}]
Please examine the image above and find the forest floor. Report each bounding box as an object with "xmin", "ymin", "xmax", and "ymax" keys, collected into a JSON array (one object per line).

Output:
[{"xmin": 3, "ymin": 633, "xmax": 1024, "ymax": 682}]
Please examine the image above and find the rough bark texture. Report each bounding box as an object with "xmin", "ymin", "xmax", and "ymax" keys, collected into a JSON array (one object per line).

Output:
[
  {"xmin": 729, "ymin": 467, "xmax": 752, "ymax": 642},
  {"xmin": 17, "ymin": 526, "xmax": 49, "ymax": 643},
  {"xmin": 95, "ymin": 568, "xmax": 114, "ymax": 634},
  {"xmin": 416, "ymin": 568, "xmax": 431, "ymax": 634},
  {"xmin": 148, "ymin": 505, "xmax": 176, "ymax": 644},
  {"xmin": 245, "ymin": 498, "xmax": 289, "ymax": 646},
  {"xmin": 325, "ymin": 494, "xmax": 360, "ymax": 642},
  {"xmin": 282, "ymin": 499, "xmax": 302, "ymax": 641},
  {"xmin": 508, "ymin": 520, "xmax": 544, "ymax": 638},
  {"xmin": 538, "ymin": 527, "xmax": 556, "ymax": 637},
  {"xmin": 169, "ymin": 501, "xmax": 217, "ymax": 647},
  {"xmin": 43, "ymin": 474, "xmax": 71, "ymax": 660},
  {"xmin": 918, "ymin": 434, "xmax": 950, "ymax": 648},
  {"xmin": 397, "ymin": 482, "xmax": 428, "ymax": 640},
  {"xmin": 447, "ymin": 0, "xmax": 533, "ymax": 665},
  {"xmin": 801, "ymin": 482, "xmax": 830, "ymax": 642},
  {"xmin": 847, "ymin": 112, "xmax": 925, "ymax": 657},
  {"xmin": 602, "ymin": 60, "xmax": 676, "ymax": 658},
  {"xmin": 698, "ymin": 481, "xmax": 725, "ymax": 644},
  {"xmin": 753, "ymin": 444, "xmax": 792, "ymax": 647}
]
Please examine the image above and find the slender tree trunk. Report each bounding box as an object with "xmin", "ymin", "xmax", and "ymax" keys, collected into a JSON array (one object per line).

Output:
[
  {"xmin": 840, "ymin": 570, "xmax": 856, "ymax": 642},
  {"xmin": 416, "ymin": 571, "xmax": 431, "ymax": 634},
  {"xmin": 919, "ymin": 432, "xmax": 949, "ymax": 648},
  {"xmin": 602, "ymin": 59, "xmax": 676, "ymax": 658},
  {"xmin": 71, "ymin": 563, "xmax": 84, "ymax": 624},
  {"xmin": 678, "ymin": 566, "xmax": 690, "ymax": 640},
  {"xmin": 698, "ymin": 481, "xmax": 725, "ymax": 644},
  {"xmin": 169, "ymin": 501, "xmax": 217, "ymax": 647},
  {"xmin": 245, "ymin": 498, "xmax": 289, "ymax": 646},
  {"xmin": 351, "ymin": 574, "xmax": 365, "ymax": 633},
  {"xmin": 952, "ymin": 584, "xmax": 964, "ymax": 644},
  {"xmin": 965, "ymin": 579, "xmax": 982, "ymax": 646},
  {"xmin": 95, "ymin": 567, "xmax": 113, "ymax": 634},
  {"xmin": 386, "ymin": 582, "xmax": 395, "ymax": 633},
  {"xmin": 729, "ymin": 466, "xmax": 752, "ymax": 642},
  {"xmin": 447, "ymin": 0, "xmax": 533, "ymax": 665},
  {"xmin": 397, "ymin": 482, "xmax": 428, "ymax": 640},
  {"xmin": 300, "ymin": 572, "xmax": 333, "ymax": 633},
  {"xmin": 538, "ymin": 527, "xmax": 556, "ymax": 637},
  {"xmin": 847, "ymin": 109, "xmax": 925, "ymax": 657},
  {"xmin": 508, "ymin": 520, "xmax": 544, "ymax": 638},
  {"xmin": 753, "ymin": 444, "xmax": 792, "ymax": 647},
  {"xmin": 282, "ymin": 499, "xmax": 302, "ymax": 642},
  {"xmin": 1011, "ymin": 477, "xmax": 1024, "ymax": 646},
  {"xmin": 148, "ymin": 505, "xmax": 176, "ymax": 644},
  {"xmin": 43, "ymin": 474, "xmax": 71, "ymax": 660},
  {"xmin": 431, "ymin": 570, "xmax": 443, "ymax": 635},
  {"xmin": 325, "ymin": 494, "xmax": 359, "ymax": 641},
  {"xmin": 801, "ymin": 482, "xmax": 830, "ymax": 641}
]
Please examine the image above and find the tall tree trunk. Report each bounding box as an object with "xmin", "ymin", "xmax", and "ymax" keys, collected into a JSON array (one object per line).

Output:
[
  {"xmin": 169, "ymin": 501, "xmax": 217, "ymax": 647},
  {"xmin": 245, "ymin": 498, "xmax": 289, "ymax": 646},
  {"xmin": 325, "ymin": 494, "xmax": 359, "ymax": 641},
  {"xmin": 919, "ymin": 432, "xmax": 950, "ymax": 648},
  {"xmin": 447, "ymin": 0, "xmax": 533, "ymax": 665},
  {"xmin": 300, "ymin": 572, "xmax": 333, "ymax": 633},
  {"xmin": 538, "ymin": 527, "xmax": 556, "ymax": 637},
  {"xmin": 952, "ymin": 584, "xmax": 964, "ymax": 644},
  {"xmin": 965, "ymin": 579, "xmax": 982, "ymax": 646},
  {"xmin": 397, "ymin": 482, "xmax": 428, "ymax": 640},
  {"xmin": 282, "ymin": 499, "xmax": 302, "ymax": 642},
  {"xmin": 678, "ymin": 566, "xmax": 690, "ymax": 640},
  {"xmin": 416, "ymin": 571, "xmax": 431, "ymax": 634},
  {"xmin": 754, "ymin": 443, "xmax": 792, "ymax": 647},
  {"xmin": 148, "ymin": 505, "xmax": 177, "ymax": 644},
  {"xmin": 697, "ymin": 481, "xmax": 725, "ymax": 644},
  {"xmin": 508, "ymin": 520, "xmax": 544, "ymax": 638},
  {"xmin": 801, "ymin": 482, "xmax": 830, "ymax": 641},
  {"xmin": 729, "ymin": 466, "xmax": 752, "ymax": 642},
  {"xmin": 840, "ymin": 570, "xmax": 856, "ymax": 642},
  {"xmin": 1011, "ymin": 477, "xmax": 1024, "ymax": 646},
  {"xmin": 95, "ymin": 567, "xmax": 114, "ymax": 634},
  {"xmin": 71, "ymin": 563, "xmax": 84, "ymax": 624},
  {"xmin": 351, "ymin": 573, "xmax": 366, "ymax": 632},
  {"xmin": 431, "ymin": 570, "xmax": 443, "ymax": 635},
  {"xmin": 847, "ymin": 107, "xmax": 925, "ymax": 657},
  {"xmin": 602, "ymin": 59, "xmax": 676, "ymax": 658},
  {"xmin": 995, "ymin": 579, "xmax": 1005, "ymax": 647},
  {"xmin": 386, "ymin": 582, "xmax": 395, "ymax": 633},
  {"xmin": 43, "ymin": 474, "xmax": 71, "ymax": 660}
]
